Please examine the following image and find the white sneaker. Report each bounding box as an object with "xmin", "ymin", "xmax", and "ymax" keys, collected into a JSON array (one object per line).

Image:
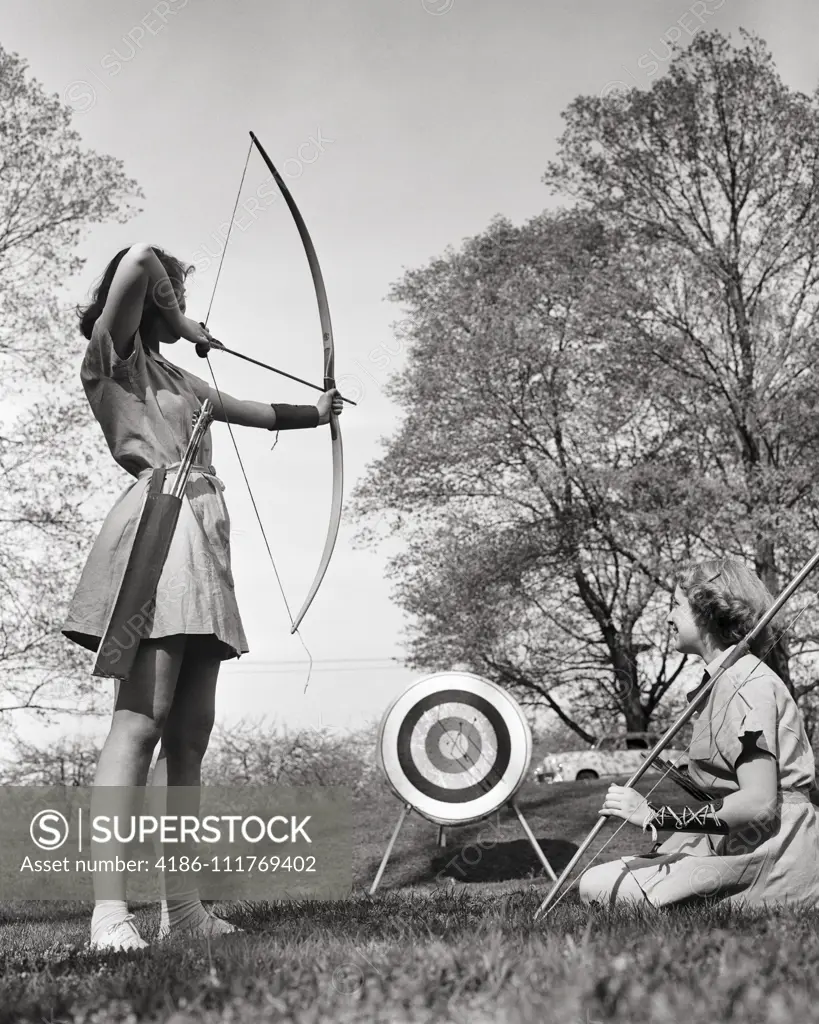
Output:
[{"xmin": 90, "ymin": 913, "xmax": 149, "ymax": 952}]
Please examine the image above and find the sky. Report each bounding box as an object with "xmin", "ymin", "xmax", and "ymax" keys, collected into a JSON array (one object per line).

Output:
[{"xmin": 2, "ymin": 0, "xmax": 818, "ymax": 745}]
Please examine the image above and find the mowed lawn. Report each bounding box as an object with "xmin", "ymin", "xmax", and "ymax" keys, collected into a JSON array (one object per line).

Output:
[{"xmin": 2, "ymin": 776, "xmax": 818, "ymax": 1023}]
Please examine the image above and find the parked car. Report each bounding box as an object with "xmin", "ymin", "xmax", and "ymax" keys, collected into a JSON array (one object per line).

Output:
[{"xmin": 533, "ymin": 732, "xmax": 689, "ymax": 783}]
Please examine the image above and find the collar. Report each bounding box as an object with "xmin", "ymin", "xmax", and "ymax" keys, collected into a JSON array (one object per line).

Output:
[
  {"xmin": 146, "ymin": 347, "xmax": 183, "ymax": 377},
  {"xmin": 704, "ymin": 646, "xmax": 734, "ymax": 676},
  {"xmin": 686, "ymin": 645, "xmax": 735, "ymax": 703}
]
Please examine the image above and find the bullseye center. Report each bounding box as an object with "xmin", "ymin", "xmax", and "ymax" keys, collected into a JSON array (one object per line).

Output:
[{"xmin": 440, "ymin": 731, "xmax": 470, "ymax": 759}]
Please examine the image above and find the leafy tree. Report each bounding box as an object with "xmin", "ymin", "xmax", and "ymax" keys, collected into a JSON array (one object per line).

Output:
[
  {"xmin": 544, "ymin": 29, "xmax": 819, "ymax": 692},
  {"xmin": 0, "ymin": 44, "xmax": 141, "ymax": 728},
  {"xmin": 201, "ymin": 718, "xmax": 380, "ymax": 794},
  {"xmin": 356, "ymin": 212, "xmax": 705, "ymax": 737},
  {"xmin": 0, "ymin": 732, "xmax": 101, "ymax": 786},
  {"xmin": 355, "ymin": 30, "xmax": 819, "ymax": 732}
]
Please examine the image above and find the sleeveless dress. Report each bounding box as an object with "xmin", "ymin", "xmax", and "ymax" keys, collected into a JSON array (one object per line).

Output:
[
  {"xmin": 62, "ymin": 320, "xmax": 249, "ymax": 673},
  {"xmin": 601, "ymin": 652, "xmax": 819, "ymax": 907}
]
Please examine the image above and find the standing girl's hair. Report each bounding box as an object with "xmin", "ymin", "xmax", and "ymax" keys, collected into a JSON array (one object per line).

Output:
[
  {"xmin": 676, "ymin": 557, "xmax": 781, "ymax": 659},
  {"xmin": 77, "ymin": 246, "xmax": 193, "ymax": 340}
]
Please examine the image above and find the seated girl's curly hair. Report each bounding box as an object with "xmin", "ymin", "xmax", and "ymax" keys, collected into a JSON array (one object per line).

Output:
[{"xmin": 677, "ymin": 558, "xmax": 783, "ymax": 659}]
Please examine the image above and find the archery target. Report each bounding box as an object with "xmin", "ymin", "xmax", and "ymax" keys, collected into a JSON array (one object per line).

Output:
[{"xmin": 376, "ymin": 672, "xmax": 532, "ymax": 825}]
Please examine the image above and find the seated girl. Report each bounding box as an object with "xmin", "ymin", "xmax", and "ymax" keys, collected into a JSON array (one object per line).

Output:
[{"xmin": 580, "ymin": 557, "xmax": 819, "ymax": 908}]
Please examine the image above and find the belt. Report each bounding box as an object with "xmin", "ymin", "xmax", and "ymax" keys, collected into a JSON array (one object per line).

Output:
[
  {"xmin": 710, "ymin": 789, "xmax": 811, "ymax": 806},
  {"xmin": 138, "ymin": 462, "xmax": 223, "ymax": 488},
  {"xmin": 780, "ymin": 789, "xmax": 811, "ymax": 805}
]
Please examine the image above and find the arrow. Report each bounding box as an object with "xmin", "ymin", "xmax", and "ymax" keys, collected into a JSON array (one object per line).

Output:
[{"xmin": 195, "ymin": 330, "xmax": 357, "ymax": 406}]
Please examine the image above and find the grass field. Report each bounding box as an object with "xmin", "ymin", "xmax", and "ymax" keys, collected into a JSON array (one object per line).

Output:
[{"xmin": 2, "ymin": 775, "xmax": 817, "ymax": 1024}]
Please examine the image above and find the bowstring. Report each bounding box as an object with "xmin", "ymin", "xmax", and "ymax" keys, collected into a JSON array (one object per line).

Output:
[
  {"xmin": 542, "ymin": 592, "xmax": 815, "ymax": 916},
  {"xmin": 200, "ymin": 136, "xmax": 314, "ymax": 692},
  {"xmin": 203, "ymin": 139, "xmax": 252, "ymax": 328}
]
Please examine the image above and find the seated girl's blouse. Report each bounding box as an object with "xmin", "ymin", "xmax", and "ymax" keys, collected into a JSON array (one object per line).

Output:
[
  {"xmin": 584, "ymin": 651, "xmax": 819, "ymax": 909},
  {"xmin": 81, "ymin": 319, "xmax": 212, "ymax": 477},
  {"xmin": 688, "ymin": 654, "xmax": 815, "ymax": 796}
]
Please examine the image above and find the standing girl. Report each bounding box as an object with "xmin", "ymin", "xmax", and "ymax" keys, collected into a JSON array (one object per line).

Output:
[
  {"xmin": 579, "ymin": 557, "xmax": 819, "ymax": 908},
  {"xmin": 64, "ymin": 243, "xmax": 342, "ymax": 950}
]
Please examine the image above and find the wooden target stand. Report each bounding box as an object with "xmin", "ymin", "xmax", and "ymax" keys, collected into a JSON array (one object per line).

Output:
[{"xmin": 370, "ymin": 671, "xmax": 557, "ymax": 893}]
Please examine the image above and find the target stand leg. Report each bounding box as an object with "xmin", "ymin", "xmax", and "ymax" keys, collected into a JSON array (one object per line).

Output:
[
  {"xmin": 436, "ymin": 825, "xmax": 446, "ymax": 848},
  {"xmin": 369, "ymin": 803, "xmax": 412, "ymax": 895},
  {"xmin": 512, "ymin": 802, "xmax": 557, "ymax": 883}
]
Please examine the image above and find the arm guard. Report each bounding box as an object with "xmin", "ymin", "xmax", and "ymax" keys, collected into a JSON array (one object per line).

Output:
[
  {"xmin": 641, "ymin": 800, "xmax": 729, "ymax": 842},
  {"xmin": 269, "ymin": 404, "xmax": 320, "ymax": 430}
]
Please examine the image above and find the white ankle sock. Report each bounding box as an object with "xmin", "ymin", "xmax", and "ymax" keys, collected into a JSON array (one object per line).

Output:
[
  {"xmin": 160, "ymin": 891, "xmax": 209, "ymax": 931},
  {"xmin": 159, "ymin": 892, "xmax": 239, "ymax": 937},
  {"xmin": 90, "ymin": 900, "xmax": 129, "ymax": 941}
]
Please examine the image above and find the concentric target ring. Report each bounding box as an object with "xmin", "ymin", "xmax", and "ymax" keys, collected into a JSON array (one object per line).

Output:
[{"xmin": 377, "ymin": 672, "xmax": 532, "ymax": 825}]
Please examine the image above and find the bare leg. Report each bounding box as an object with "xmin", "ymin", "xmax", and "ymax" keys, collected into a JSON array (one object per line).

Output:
[
  {"xmin": 578, "ymin": 857, "xmax": 650, "ymax": 906},
  {"xmin": 89, "ymin": 636, "xmax": 186, "ymax": 948},
  {"xmin": 150, "ymin": 643, "xmax": 238, "ymax": 937},
  {"xmin": 152, "ymin": 644, "xmax": 219, "ymax": 789}
]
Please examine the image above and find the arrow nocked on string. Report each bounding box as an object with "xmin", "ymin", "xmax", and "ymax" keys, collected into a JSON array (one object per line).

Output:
[{"xmin": 195, "ymin": 333, "xmax": 357, "ymax": 405}]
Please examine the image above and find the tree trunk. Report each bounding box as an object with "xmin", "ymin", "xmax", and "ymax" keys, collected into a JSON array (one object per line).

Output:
[
  {"xmin": 612, "ymin": 640, "xmax": 648, "ymax": 732},
  {"xmin": 728, "ymin": 270, "xmax": 794, "ymax": 696},
  {"xmin": 755, "ymin": 537, "xmax": 794, "ymax": 694}
]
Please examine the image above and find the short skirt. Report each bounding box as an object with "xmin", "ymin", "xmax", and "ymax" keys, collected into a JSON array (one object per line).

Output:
[
  {"xmin": 617, "ymin": 790, "xmax": 819, "ymax": 907},
  {"xmin": 62, "ymin": 464, "xmax": 249, "ymax": 674}
]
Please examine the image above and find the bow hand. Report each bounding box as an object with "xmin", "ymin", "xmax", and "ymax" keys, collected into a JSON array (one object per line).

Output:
[
  {"xmin": 317, "ymin": 388, "xmax": 344, "ymax": 425},
  {"xmin": 193, "ymin": 321, "xmax": 227, "ymax": 357},
  {"xmin": 172, "ymin": 317, "xmax": 213, "ymax": 348},
  {"xmin": 599, "ymin": 784, "xmax": 652, "ymax": 827}
]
